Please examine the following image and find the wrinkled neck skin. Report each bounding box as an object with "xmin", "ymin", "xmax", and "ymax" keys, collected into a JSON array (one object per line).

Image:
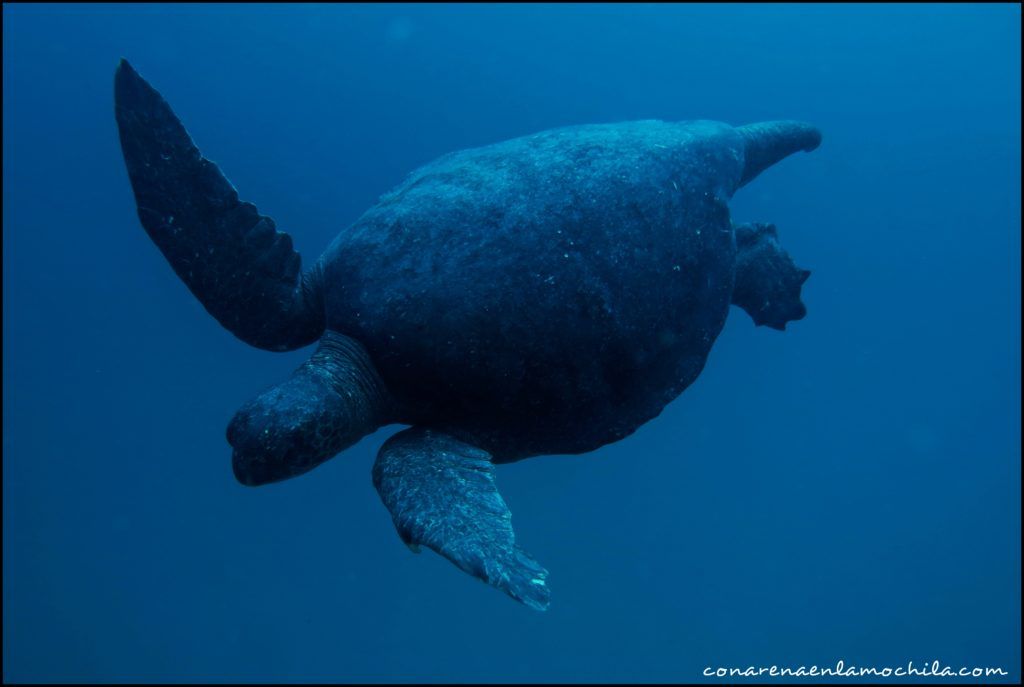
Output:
[
  {"xmin": 731, "ymin": 222, "xmax": 811, "ymax": 331},
  {"xmin": 227, "ymin": 330, "xmax": 396, "ymax": 486}
]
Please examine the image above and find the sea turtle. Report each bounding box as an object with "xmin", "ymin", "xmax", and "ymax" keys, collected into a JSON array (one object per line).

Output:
[{"xmin": 114, "ymin": 59, "xmax": 819, "ymax": 611}]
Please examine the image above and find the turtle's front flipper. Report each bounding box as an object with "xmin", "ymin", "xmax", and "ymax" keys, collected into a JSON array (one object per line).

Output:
[
  {"xmin": 114, "ymin": 59, "xmax": 323, "ymax": 352},
  {"xmin": 372, "ymin": 428, "xmax": 551, "ymax": 611}
]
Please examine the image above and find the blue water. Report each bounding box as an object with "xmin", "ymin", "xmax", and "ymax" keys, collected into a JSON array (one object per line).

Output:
[{"xmin": 3, "ymin": 3, "xmax": 1020, "ymax": 683}]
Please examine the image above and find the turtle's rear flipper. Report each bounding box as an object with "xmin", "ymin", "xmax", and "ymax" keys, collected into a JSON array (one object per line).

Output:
[
  {"xmin": 373, "ymin": 428, "xmax": 551, "ymax": 611},
  {"xmin": 732, "ymin": 222, "xmax": 810, "ymax": 330},
  {"xmin": 114, "ymin": 59, "xmax": 323, "ymax": 351}
]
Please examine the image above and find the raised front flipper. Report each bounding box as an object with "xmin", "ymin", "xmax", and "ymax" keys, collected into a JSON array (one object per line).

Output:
[
  {"xmin": 372, "ymin": 428, "xmax": 550, "ymax": 611},
  {"xmin": 114, "ymin": 59, "xmax": 323, "ymax": 351}
]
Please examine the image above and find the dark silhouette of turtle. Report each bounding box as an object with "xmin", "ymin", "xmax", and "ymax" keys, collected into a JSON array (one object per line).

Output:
[{"xmin": 114, "ymin": 59, "xmax": 819, "ymax": 611}]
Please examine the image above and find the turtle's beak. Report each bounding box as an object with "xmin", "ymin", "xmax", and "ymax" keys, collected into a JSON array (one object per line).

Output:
[{"xmin": 227, "ymin": 400, "xmax": 313, "ymax": 486}]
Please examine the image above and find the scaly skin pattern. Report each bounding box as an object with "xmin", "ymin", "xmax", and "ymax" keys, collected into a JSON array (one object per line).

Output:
[{"xmin": 321, "ymin": 121, "xmax": 746, "ymax": 460}]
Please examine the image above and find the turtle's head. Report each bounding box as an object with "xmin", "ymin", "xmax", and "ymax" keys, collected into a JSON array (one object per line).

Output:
[
  {"xmin": 731, "ymin": 222, "xmax": 810, "ymax": 331},
  {"xmin": 227, "ymin": 377, "xmax": 327, "ymax": 486},
  {"xmin": 226, "ymin": 332, "xmax": 391, "ymax": 486}
]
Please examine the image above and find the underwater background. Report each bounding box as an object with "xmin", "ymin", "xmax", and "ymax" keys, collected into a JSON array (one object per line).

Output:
[{"xmin": 3, "ymin": 3, "xmax": 1020, "ymax": 683}]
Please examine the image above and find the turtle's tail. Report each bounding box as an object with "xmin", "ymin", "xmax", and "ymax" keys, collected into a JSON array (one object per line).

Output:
[
  {"xmin": 114, "ymin": 59, "xmax": 324, "ymax": 352},
  {"xmin": 735, "ymin": 121, "xmax": 821, "ymax": 190}
]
